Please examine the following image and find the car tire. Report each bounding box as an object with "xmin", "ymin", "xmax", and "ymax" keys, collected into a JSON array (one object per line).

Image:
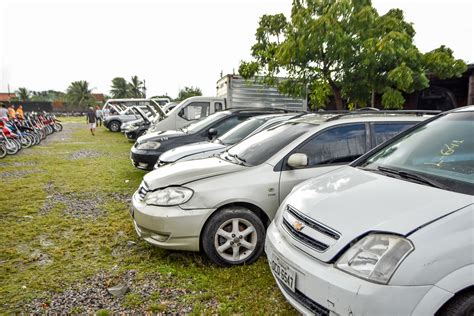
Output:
[
  {"xmin": 108, "ymin": 120, "xmax": 121, "ymax": 132},
  {"xmin": 437, "ymin": 290, "xmax": 474, "ymax": 316},
  {"xmin": 202, "ymin": 206, "xmax": 265, "ymax": 267}
]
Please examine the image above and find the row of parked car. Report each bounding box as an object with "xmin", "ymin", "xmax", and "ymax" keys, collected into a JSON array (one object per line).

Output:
[{"xmin": 111, "ymin": 100, "xmax": 473, "ymax": 315}]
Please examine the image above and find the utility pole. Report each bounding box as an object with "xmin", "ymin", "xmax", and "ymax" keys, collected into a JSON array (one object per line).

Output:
[{"xmin": 143, "ymin": 79, "xmax": 147, "ymax": 98}]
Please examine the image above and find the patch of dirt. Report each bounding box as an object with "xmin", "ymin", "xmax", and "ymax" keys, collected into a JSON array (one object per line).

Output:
[
  {"xmin": 40, "ymin": 191, "xmax": 106, "ymax": 219},
  {"xmin": 68, "ymin": 149, "xmax": 103, "ymax": 160},
  {"xmin": 24, "ymin": 270, "xmax": 207, "ymax": 314},
  {"xmin": 0, "ymin": 169, "xmax": 41, "ymax": 178}
]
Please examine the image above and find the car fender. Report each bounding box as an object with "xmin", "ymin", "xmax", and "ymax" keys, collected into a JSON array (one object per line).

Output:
[{"xmin": 411, "ymin": 265, "xmax": 474, "ymax": 315}]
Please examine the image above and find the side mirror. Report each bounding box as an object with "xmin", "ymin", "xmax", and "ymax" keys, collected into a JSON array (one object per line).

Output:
[
  {"xmin": 287, "ymin": 153, "xmax": 308, "ymax": 169},
  {"xmin": 208, "ymin": 128, "xmax": 217, "ymax": 140}
]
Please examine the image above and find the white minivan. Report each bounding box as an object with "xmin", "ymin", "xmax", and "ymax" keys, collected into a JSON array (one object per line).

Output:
[{"xmin": 266, "ymin": 106, "xmax": 473, "ymax": 315}]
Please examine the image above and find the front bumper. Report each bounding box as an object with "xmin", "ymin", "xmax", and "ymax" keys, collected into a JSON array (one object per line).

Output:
[
  {"xmin": 130, "ymin": 148, "xmax": 161, "ymax": 170},
  {"xmin": 265, "ymin": 221, "xmax": 434, "ymax": 316},
  {"xmin": 130, "ymin": 192, "xmax": 214, "ymax": 251}
]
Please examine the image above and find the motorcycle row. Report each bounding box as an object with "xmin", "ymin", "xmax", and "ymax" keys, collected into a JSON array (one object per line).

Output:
[{"xmin": 0, "ymin": 113, "xmax": 63, "ymax": 159}]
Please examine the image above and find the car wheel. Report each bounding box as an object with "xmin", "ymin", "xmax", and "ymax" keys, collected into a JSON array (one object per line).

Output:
[
  {"xmin": 109, "ymin": 120, "xmax": 121, "ymax": 132},
  {"xmin": 436, "ymin": 290, "xmax": 474, "ymax": 316},
  {"xmin": 202, "ymin": 206, "xmax": 265, "ymax": 267}
]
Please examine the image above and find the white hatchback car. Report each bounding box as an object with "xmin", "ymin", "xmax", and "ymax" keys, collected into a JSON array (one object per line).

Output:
[{"xmin": 266, "ymin": 106, "xmax": 473, "ymax": 315}]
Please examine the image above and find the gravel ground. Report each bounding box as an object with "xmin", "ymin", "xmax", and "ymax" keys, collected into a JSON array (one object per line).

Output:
[
  {"xmin": 24, "ymin": 270, "xmax": 209, "ymax": 314},
  {"xmin": 68, "ymin": 149, "xmax": 104, "ymax": 160},
  {"xmin": 40, "ymin": 191, "xmax": 106, "ymax": 219},
  {"xmin": 0, "ymin": 169, "xmax": 41, "ymax": 178},
  {"xmin": 40, "ymin": 182, "xmax": 130, "ymax": 219}
]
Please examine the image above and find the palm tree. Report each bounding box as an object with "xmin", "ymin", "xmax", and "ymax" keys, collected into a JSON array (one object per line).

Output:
[
  {"xmin": 66, "ymin": 81, "xmax": 93, "ymax": 110},
  {"xmin": 110, "ymin": 77, "xmax": 130, "ymax": 98},
  {"xmin": 129, "ymin": 76, "xmax": 144, "ymax": 98},
  {"xmin": 16, "ymin": 87, "xmax": 30, "ymax": 101}
]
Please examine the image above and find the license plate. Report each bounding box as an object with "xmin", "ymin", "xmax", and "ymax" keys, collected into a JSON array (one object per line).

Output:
[{"xmin": 271, "ymin": 253, "xmax": 296, "ymax": 292}]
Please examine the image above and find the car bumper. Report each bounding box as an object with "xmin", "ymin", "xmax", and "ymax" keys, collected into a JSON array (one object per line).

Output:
[
  {"xmin": 265, "ymin": 221, "xmax": 434, "ymax": 316},
  {"xmin": 125, "ymin": 130, "xmax": 138, "ymax": 141},
  {"xmin": 130, "ymin": 148, "xmax": 161, "ymax": 170},
  {"xmin": 130, "ymin": 192, "xmax": 214, "ymax": 251}
]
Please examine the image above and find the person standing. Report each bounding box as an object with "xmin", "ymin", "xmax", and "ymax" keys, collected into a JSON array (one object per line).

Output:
[
  {"xmin": 86, "ymin": 106, "xmax": 97, "ymax": 136},
  {"xmin": 0, "ymin": 103, "xmax": 7, "ymax": 119},
  {"xmin": 16, "ymin": 105, "xmax": 24, "ymax": 120},
  {"xmin": 7, "ymin": 105, "xmax": 16, "ymax": 119},
  {"xmin": 95, "ymin": 105, "xmax": 103, "ymax": 126}
]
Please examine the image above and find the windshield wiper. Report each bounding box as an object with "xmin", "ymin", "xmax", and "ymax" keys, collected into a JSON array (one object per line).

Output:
[
  {"xmin": 229, "ymin": 153, "xmax": 249, "ymax": 166},
  {"xmin": 214, "ymin": 138, "xmax": 224, "ymax": 145},
  {"xmin": 377, "ymin": 166, "xmax": 446, "ymax": 189}
]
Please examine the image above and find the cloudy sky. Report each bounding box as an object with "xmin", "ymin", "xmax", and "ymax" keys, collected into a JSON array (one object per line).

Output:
[{"xmin": 0, "ymin": 0, "xmax": 472, "ymax": 97}]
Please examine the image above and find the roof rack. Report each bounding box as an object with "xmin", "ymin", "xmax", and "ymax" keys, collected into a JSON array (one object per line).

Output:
[{"xmin": 322, "ymin": 109, "xmax": 441, "ymax": 122}]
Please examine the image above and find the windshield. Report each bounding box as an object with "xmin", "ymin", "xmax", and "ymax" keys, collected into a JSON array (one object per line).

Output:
[
  {"xmin": 217, "ymin": 118, "xmax": 266, "ymax": 145},
  {"xmin": 361, "ymin": 111, "xmax": 474, "ymax": 195},
  {"xmin": 184, "ymin": 112, "xmax": 229, "ymax": 134},
  {"xmin": 225, "ymin": 122, "xmax": 312, "ymax": 166}
]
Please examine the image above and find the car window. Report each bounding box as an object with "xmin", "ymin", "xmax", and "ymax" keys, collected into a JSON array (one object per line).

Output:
[
  {"xmin": 211, "ymin": 115, "xmax": 253, "ymax": 138},
  {"xmin": 215, "ymin": 102, "xmax": 223, "ymax": 112},
  {"xmin": 179, "ymin": 102, "xmax": 210, "ymax": 121},
  {"xmin": 295, "ymin": 124, "xmax": 366, "ymax": 167},
  {"xmin": 362, "ymin": 112, "xmax": 474, "ymax": 194},
  {"xmin": 184, "ymin": 112, "xmax": 229, "ymax": 134},
  {"xmin": 226, "ymin": 122, "xmax": 313, "ymax": 166},
  {"xmin": 218, "ymin": 118, "xmax": 266, "ymax": 145},
  {"xmin": 373, "ymin": 122, "xmax": 416, "ymax": 146}
]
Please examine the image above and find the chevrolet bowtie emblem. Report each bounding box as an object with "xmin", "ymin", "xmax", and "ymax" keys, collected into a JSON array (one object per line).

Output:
[{"xmin": 293, "ymin": 221, "xmax": 304, "ymax": 231}]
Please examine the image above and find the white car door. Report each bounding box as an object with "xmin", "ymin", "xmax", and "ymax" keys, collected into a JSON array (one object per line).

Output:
[{"xmin": 278, "ymin": 123, "xmax": 368, "ymax": 203}]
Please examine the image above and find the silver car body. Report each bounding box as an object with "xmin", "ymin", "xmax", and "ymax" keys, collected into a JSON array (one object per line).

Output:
[
  {"xmin": 156, "ymin": 113, "xmax": 297, "ymax": 167},
  {"xmin": 265, "ymin": 106, "xmax": 474, "ymax": 315},
  {"xmin": 131, "ymin": 114, "xmax": 427, "ymax": 252}
]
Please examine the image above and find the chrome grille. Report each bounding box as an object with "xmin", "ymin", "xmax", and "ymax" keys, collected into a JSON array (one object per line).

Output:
[
  {"xmin": 137, "ymin": 182, "xmax": 149, "ymax": 200},
  {"xmin": 282, "ymin": 205, "xmax": 341, "ymax": 253},
  {"xmin": 287, "ymin": 205, "xmax": 340, "ymax": 240}
]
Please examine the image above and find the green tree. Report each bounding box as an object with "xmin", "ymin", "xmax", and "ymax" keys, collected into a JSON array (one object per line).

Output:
[
  {"xmin": 15, "ymin": 87, "xmax": 30, "ymax": 101},
  {"xmin": 177, "ymin": 86, "xmax": 202, "ymax": 101},
  {"xmin": 66, "ymin": 80, "xmax": 94, "ymax": 110},
  {"xmin": 110, "ymin": 77, "xmax": 130, "ymax": 98},
  {"xmin": 240, "ymin": 0, "xmax": 466, "ymax": 110},
  {"xmin": 129, "ymin": 75, "xmax": 145, "ymax": 98}
]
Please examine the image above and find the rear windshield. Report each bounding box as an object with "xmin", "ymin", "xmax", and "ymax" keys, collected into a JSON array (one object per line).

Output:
[
  {"xmin": 361, "ymin": 112, "xmax": 474, "ymax": 195},
  {"xmin": 226, "ymin": 122, "xmax": 312, "ymax": 166}
]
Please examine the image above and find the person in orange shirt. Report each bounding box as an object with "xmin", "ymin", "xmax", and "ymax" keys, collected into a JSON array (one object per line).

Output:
[
  {"xmin": 16, "ymin": 105, "xmax": 24, "ymax": 120},
  {"xmin": 7, "ymin": 105, "xmax": 16, "ymax": 119}
]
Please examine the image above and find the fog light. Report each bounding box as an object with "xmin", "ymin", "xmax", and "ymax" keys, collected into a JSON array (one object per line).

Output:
[{"xmin": 151, "ymin": 233, "xmax": 170, "ymax": 242}]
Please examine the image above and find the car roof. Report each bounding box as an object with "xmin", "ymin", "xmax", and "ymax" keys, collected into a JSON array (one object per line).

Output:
[
  {"xmin": 450, "ymin": 105, "xmax": 474, "ymax": 112},
  {"xmin": 287, "ymin": 111, "xmax": 434, "ymax": 126}
]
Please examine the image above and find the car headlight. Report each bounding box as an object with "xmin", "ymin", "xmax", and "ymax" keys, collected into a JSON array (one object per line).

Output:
[
  {"xmin": 336, "ymin": 234, "xmax": 414, "ymax": 284},
  {"xmin": 145, "ymin": 187, "xmax": 193, "ymax": 206},
  {"xmin": 136, "ymin": 141, "xmax": 161, "ymax": 150}
]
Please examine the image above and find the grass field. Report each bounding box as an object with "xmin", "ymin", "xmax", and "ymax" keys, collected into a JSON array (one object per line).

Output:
[{"xmin": 0, "ymin": 118, "xmax": 296, "ymax": 314}]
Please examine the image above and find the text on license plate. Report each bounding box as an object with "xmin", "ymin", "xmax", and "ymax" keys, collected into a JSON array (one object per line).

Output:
[{"xmin": 271, "ymin": 253, "xmax": 296, "ymax": 292}]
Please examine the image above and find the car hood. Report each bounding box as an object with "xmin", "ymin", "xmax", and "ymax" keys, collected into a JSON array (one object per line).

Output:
[
  {"xmin": 159, "ymin": 142, "xmax": 226, "ymax": 163},
  {"xmin": 137, "ymin": 129, "xmax": 186, "ymax": 143},
  {"xmin": 283, "ymin": 166, "xmax": 473, "ymax": 262},
  {"xmin": 143, "ymin": 157, "xmax": 245, "ymax": 189}
]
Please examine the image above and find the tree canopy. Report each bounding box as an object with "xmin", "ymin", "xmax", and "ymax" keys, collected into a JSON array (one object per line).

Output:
[
  {"xmin": 66, "ymin": 81, "xmax": 94, "ymax": 109},
  {"xmin": 177, "ymin": 86, "xmax": 202, "ymax": 101},
  {"xmin": 110, "ymin": 77, "xmax": 130, "ymax": 98},
  {"xmin": 239, "ymin": 0, "xmax": 467, "ymax": 110},
  {"xmin": 15, "ymin": 88, "xmax": 30, "ymax": 101}
]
